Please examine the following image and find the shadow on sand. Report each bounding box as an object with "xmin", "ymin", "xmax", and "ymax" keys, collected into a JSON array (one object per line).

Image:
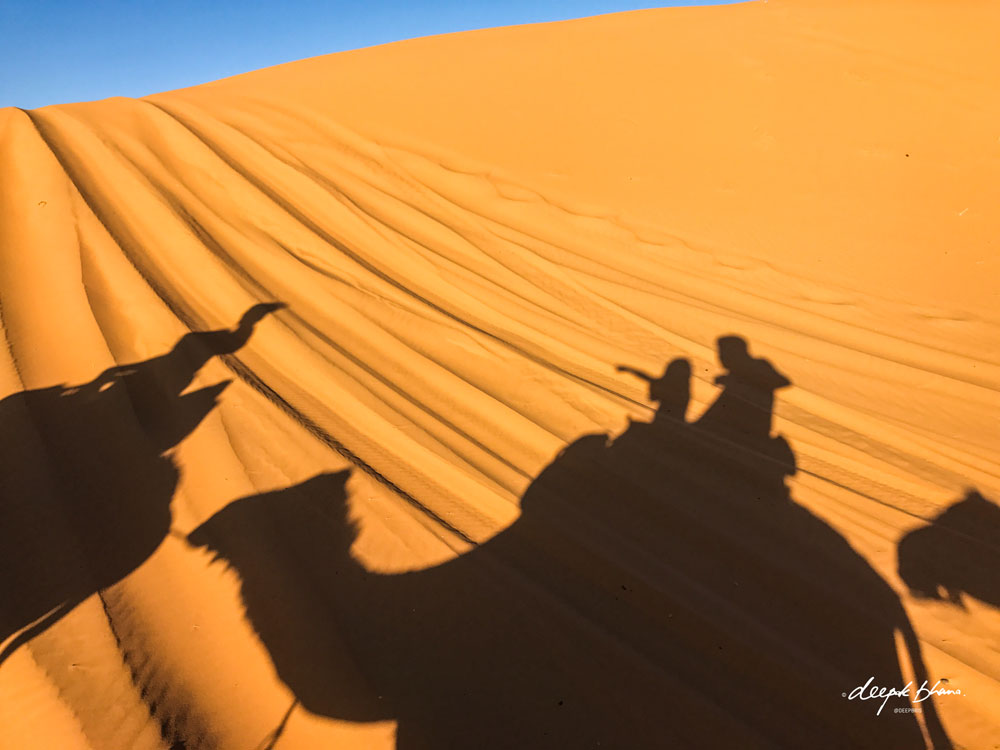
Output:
[
  {"xmin": 0, "ymin": 303, "xmax": 282, "ymax": 665},
  {"xmin": 190, "ymin": 335, "xmax": 954, "ymax": 749},
  {"xmin": 899, "ymin": 489, "xmax": 1000, "ymax": 611}
]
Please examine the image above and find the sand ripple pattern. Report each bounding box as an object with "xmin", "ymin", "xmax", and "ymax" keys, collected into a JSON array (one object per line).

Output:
[{"xmin": 0, "ymin": 93, "xmax": 997, "ymax": 748}]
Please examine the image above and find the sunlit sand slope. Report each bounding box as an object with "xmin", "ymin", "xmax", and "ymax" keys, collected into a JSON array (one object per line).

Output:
[{"xmin": 1, "ymin": 1, "xmax": 998, "ymax": 748}]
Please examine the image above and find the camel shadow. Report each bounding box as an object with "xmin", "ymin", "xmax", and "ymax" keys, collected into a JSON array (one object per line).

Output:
[
  {"xmin": 0, "ymin": 302, "xmax": 283, "ymax": 665},
  {"xmin": 899, "ymin": 489, "xmax": 1000, "ymax": 610},
  {"xmin": 190, "ymin": 335, "xmax": 953, "ymax": 749}
]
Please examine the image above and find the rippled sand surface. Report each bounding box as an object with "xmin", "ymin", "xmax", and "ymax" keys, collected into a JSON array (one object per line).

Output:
[{"xmin": 1, "ymin": 2, "xmax": 998, "ymax": 747}]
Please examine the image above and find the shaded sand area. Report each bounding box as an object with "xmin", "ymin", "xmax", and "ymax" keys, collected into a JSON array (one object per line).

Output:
[{"xmin": 1, "ymin": 1, "xmax": 998, "ymax": 747}]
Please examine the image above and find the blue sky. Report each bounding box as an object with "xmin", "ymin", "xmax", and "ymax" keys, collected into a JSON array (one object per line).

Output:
[{"xmin": 1, "ymin": 1, "xmax": 739, "ymax": 109}]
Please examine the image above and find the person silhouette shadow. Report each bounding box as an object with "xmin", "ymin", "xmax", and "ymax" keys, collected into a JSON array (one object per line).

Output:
[
  {"xmin": 0, "ymin": 302, "xmax": 283, "ymax": 665},
  {"xmin": 898, "ymin": 489, "xmax": 1000, "ymax": 610},
  {"xmin": 609, "ymin": 336, "xmax": 949, "ymax": 748},
  {"xmin": 189, "ymin": 334, "xmax": 952, "ymax": 749}
]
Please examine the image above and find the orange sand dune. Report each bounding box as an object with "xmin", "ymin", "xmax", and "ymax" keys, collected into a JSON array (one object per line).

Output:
[{"xmin": 1, "ymin": 1, "xmax": 998, "ymax": 748}]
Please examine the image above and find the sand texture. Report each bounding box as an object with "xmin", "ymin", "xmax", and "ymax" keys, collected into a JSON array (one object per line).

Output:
[{"xmin": 1, "ymin": 1, "xmax": 998, "ymax": 747}]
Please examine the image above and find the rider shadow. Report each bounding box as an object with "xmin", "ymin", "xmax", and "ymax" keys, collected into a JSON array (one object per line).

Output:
[
  {"xmin": 0, "ymin": 302, "xmax": 282, "ymax": 665},
  {"xmin": 898, "ymin": 489, "xmax": 1000, "ymax": 610},
  {"xmin": 190, "ymin": 335, "xmax": 953, "ymax": 749}
]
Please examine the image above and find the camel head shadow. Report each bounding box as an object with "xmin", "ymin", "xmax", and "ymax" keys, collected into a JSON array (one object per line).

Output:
[
  {"xmin": 188, "ymin": 471, "xmax": 358, "ymax": 571},
  {"xmin": 187, "ymin": 471, "xmax": 388, "ymax": 722},
  {"xmin": 898, "ymin": 490, "xmax": 1000, "ymax": 610}
]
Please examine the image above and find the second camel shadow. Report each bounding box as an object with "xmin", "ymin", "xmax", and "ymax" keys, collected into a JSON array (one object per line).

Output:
[
  {"xmin": 0, "ymin": 303, "xmax": 282, "ymax": 665},
  {"xmin": 899, "ymin": 489, "xmax": 1000, "ymax": 611},
  {"xmin": 190, "ymin": 335, "xmax": 952, "ymax": 749}
]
